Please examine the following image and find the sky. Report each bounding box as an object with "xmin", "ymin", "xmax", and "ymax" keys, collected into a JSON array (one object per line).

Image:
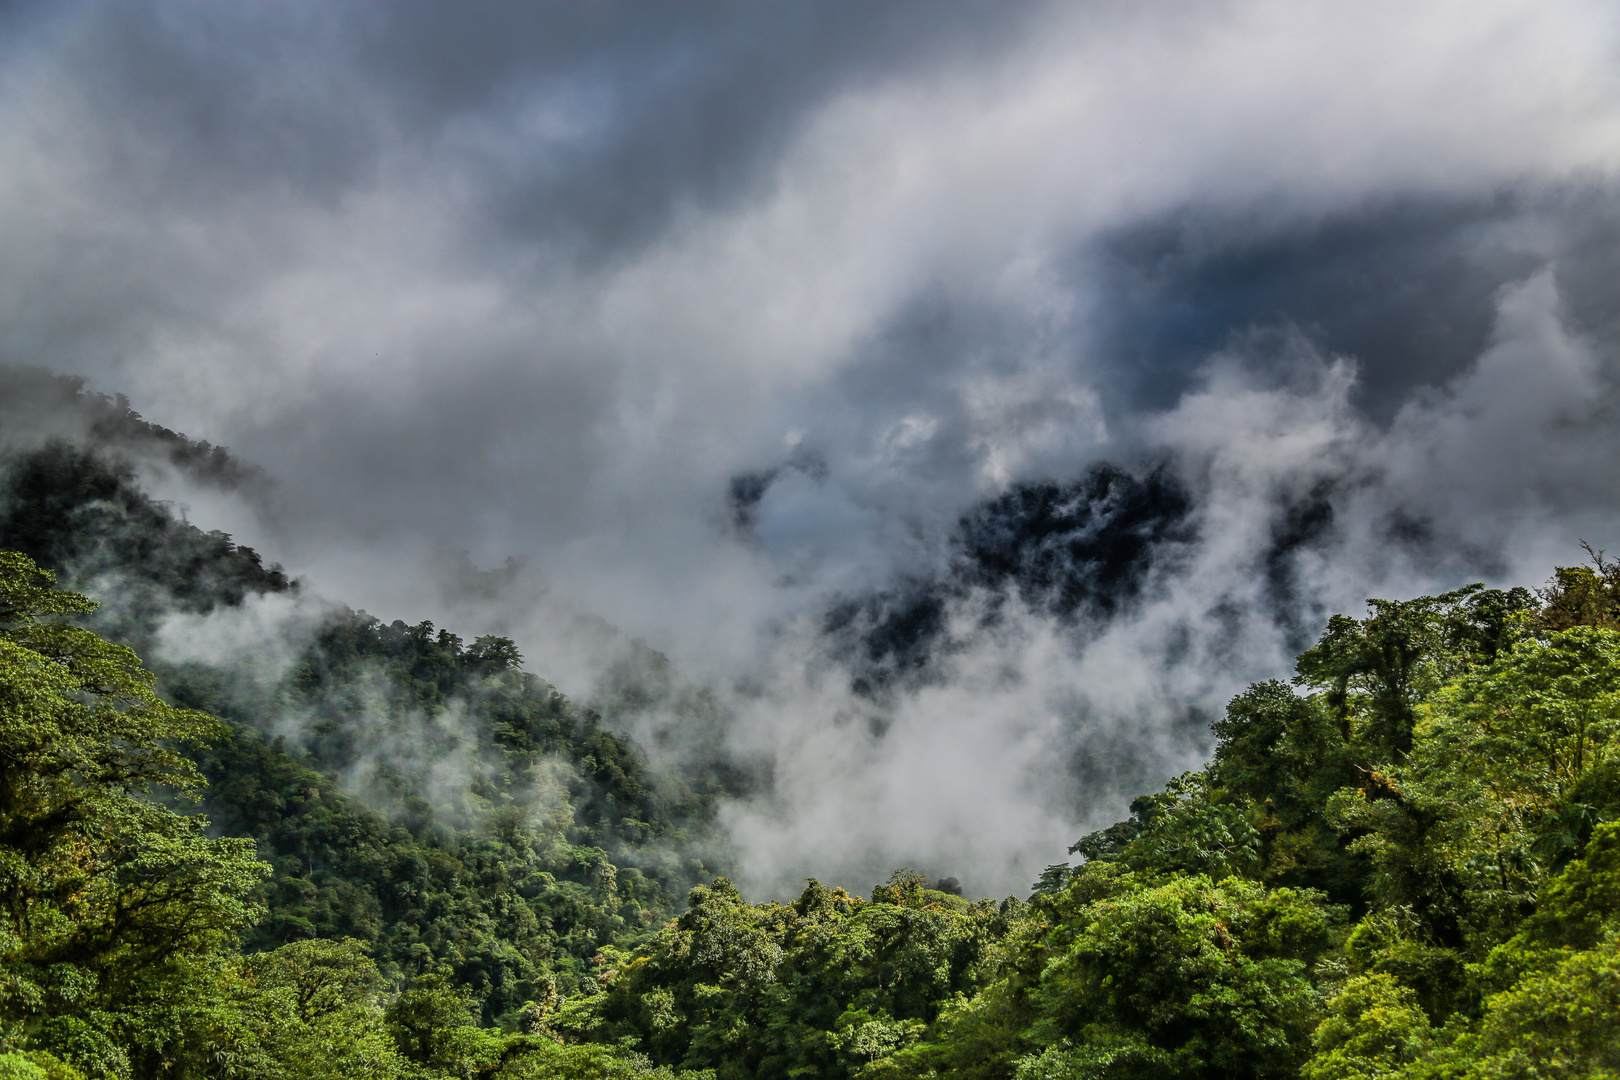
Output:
[{"xmin": 2, "ymin": 0, "xmax": 1619, "ymax": 897}]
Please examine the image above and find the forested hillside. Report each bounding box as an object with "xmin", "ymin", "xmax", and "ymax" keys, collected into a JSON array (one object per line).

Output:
[
  {"xmin": 0, "ymin": 372, "xmax": 732, "ymax": 1038},
  {"xmin": 2, "ymin": 371, "xmax": 1619, "ymax": 1077}
]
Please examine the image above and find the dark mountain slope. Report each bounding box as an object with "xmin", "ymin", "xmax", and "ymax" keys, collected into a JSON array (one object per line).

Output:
[{"xmin": 822, "ymin": 463, "xmax": 1195, "ymax": 698}]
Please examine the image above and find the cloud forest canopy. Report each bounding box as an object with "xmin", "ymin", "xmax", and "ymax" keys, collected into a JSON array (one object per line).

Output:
[
  {"xmin": 2, "ymin": 378, "xmax": 1620, "ymax": 1078},
  {"xmin": 2, "ymin": 0, "xmax": 1620, "ymax": 895},
  {"xmin": 1, "ymin": 1, "xmax": 1620, "ymax": 1075}
]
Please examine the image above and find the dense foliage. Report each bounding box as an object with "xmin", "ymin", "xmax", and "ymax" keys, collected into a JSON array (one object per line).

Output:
[
  {"xmin": 835, "ymin": 571, "xmax": 1620, "ymax": 1079},
  {"xmin": 172, "ymin": 612, "xmax": 721, "ymax": 1024},
  {"xmin": 9, "ymin": 545, "xmax": 1617, "ymax": 1079},
  {"xmin": 0, "ymin": 554, "xmax": 720, "ymax": 1078},
  {"xmin": 0, "ymin": 394, "xmax": 731, "ymax": 1025},
  {"xmin": 558, "ymin": 873, "xmax": 1020, "ymax": 1079},
  {"xmin": 3, "ymin": 372, "xmax": 1619, "ymax": 1076}
]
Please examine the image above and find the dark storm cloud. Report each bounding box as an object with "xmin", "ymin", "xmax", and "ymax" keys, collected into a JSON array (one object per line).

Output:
[
  {"xmin": 352, "ymin": 1, "xmax": 1045, "ymax": 264},
  {"xmin": 1086, "ymin": 189, "xmax": 1620, "ymax": 421},
  {"xmin": 3, "ymin": 0, "xmax": 1620, "ymax": 895},
  {"xmin": 1089, "ymin": 197, "xmax": 1536, "ymax": 418},
  {"xmin": 8, "ymin": 0, "xmax": 1040, "ymax": 264}
]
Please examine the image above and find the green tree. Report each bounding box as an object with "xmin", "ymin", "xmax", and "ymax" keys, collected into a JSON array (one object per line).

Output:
[
  {"xmin": 0, "ymin": 552, "xmax": 268, "ymax": 1075},
  {"xmin": 1538, "ymin": 543, "xmax": 1620, "ymax": 632},
  {"xmin": 1028, "ymin": 874, "xmax": 1336, "ymax": 1080},
  {"xmin": 1300, "ymin": 974, "xmax": 1432, "ymax": 1080},
  {"xmin": 1214, "ymin": 682, "xmax": 1349, "ymax": 825},
  {"xmin": 1431, "ymin": 938, "xmax": 1620, "ymax": 1079},
  {"xmin": 191, "ymin": 939, "xmax": 406, "ymax": 1080},
  {"xmin": 1211, "ymin": 682, "xmax": 1366, "ymax": 901},
  {"xmin": 579, "ymin": 874, "xmax": 1009, "ymax": 1080},
  {"xmin": 1113, "ymin": 773, "xmax": 1264, "ymax": 881},
  {"xmin": 1327, "ymin": 628, "xmax": 1620, "ymax": 950},
  {"xmin": 385, "ymin": 971, "xmax": 499, "ymax": 1073},
  {"xmin": 1294, "ymin": 586, "xmax": 1532, "ymax": 760}
]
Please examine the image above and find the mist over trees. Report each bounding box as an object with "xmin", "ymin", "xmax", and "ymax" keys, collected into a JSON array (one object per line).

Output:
[
  {"xmin": 0, "ymin": 0, "xmax": 1616, "ymax": 1073},
  {"xmin": 0, "ymin": 370, "xmax": 1616, "ymax": 1077},
  {"xmin": 0, "ymin": 374, "xmax": 733, "ymax": 1032},
  {"xmin": 817, "ymin": 465, "xmax": 1195, "ymax": 703}
]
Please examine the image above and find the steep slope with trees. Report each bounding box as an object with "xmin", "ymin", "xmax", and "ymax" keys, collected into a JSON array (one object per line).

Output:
[
  {"xmin": 0, "ymin": 371, "xmax": 729, "ymax": 1030},
  {"xmin": 4, "ymin": 368, "xmax": 1620, "ymax": 1077}
]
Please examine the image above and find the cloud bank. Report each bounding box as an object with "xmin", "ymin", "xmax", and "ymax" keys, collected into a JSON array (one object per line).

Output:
[{"xmin": 2, "ymin": 0, "xmax": 1619, "ymax": 896}]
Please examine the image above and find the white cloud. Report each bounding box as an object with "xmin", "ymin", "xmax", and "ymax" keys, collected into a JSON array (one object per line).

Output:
[{"xmin": 2, "ymin": 0, "xmax": 1619, "ymax": 896}]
